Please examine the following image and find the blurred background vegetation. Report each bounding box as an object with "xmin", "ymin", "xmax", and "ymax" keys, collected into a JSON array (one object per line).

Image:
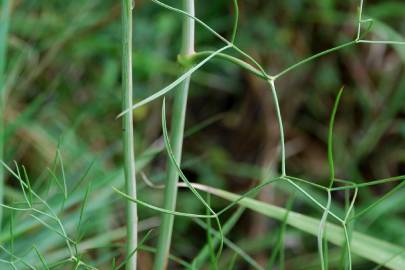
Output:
[{"xmin": 0, "ymin": 0, "xmax": 404, "ymax": 269}]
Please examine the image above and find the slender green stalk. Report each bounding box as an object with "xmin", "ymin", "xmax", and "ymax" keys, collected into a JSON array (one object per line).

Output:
[
  {"xmin": 154, "ymin": 1, "xmax": 195, "ymax": 269},
  {"xmin": 318, "ymin": 191, "xmax": 331, "ymax": 270},
  {"xmin": 331, "ymin": 175, "xmax": 404, "ymax": 191},
  {"xmin": 356, "ymin": 0, "xmax": 364, "ymax": 41},
  {"xmin": 0, "ymin": 0, "xmax": 11, "ymax": 230},
  {"xmin": 121, "ymin": 1, "xmax": 138, "ymax": 269},
  {"xmin": 328, "ymin": 87, "xmax": 343, "ymax": 189},
  {"xmin": 318, "ymin": 88, "xmax": 344, "ymax": 270},
  {"xmin": 273, "ymin": 41, "xmax": 356, "ymax": 79},
  {"xmin": 230, "ymin": 0, "xmax": 239, "ymax": 43},
  {"xmin": 117, "ymin": 45, "xmax": 229, "ymax": 117},
  {"xmin": 268, "ymin": 80, "xmax": 286, "ymax": 176},
  {"xmin": 191, "ymin": 207, "xmax": 244, "ymax": 268},
  {"xmin": 181, "ymin": 51, "xmax": 267, "ymax": 79},
  {"xmin": 358, "ymin": 40, "xmax": 405, "ymax": 45}
]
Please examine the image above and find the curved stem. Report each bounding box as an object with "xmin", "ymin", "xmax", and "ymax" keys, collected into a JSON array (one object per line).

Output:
[
  {"xmin": 182, "ymin": 51, "xmax": 268, "ymax": 79},
  {"xmin": 230, "ymin": 0, "xmax": 239, "ymax": 43},
  {"xmin": 268, "ymin": 80, "xmax": 286, "ymax": 176},
  {"xmin": 154, "ymin": 1, "xmax": 195, "ymax": 269},
  {"xmin": 328, "ymin": 88, "xmax": 343, "ymax": 188},
  {"xmin": 121, "ymin": 1, "xmax": 138, "ymax": 269}
]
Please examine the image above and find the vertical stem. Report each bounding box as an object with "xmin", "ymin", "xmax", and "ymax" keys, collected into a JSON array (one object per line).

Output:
[
  {"xmin": 356, "ymin": 0, "xmax": 364, "ymax": 41},
  {"xmin": 0, "ymin": 0, "xmax": 11, "ymax": 230},
  {"xmin": 122, "ymin": 1, "xmax": 138, "ymax": 269},
  {"xmin": 268, "ymin": 80, "xmax": 286, "ymax": 176},
  {"xmin": 154, "ymin": 1, "xmax": 194, "ymax": 269}
]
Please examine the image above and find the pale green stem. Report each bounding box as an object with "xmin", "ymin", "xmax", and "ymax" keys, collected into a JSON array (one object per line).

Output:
[
  {"xmin": 357, "ymin": 40, "xmax": 405, "ymax": 45},
  {"xmin": 154, "ymin": 1, "xmax": 195, "ymax": 269},
  {"xmin": 182, "ymin": 51, "xmax": 267, "ymax": 79},
  {"xmin": 356, "ymin": 0, "xmax": 364, "ymax": 40},
  {"xmin": 122, "ymin": 0, "xmax": 138, "ymax": 269},
  {"xmin": 268, "ymin": 80, "xmax": 286, "ymax": 176},
  {"xmin": 318, "ymin": 191, "xmax": 331, "ymax": 270}
]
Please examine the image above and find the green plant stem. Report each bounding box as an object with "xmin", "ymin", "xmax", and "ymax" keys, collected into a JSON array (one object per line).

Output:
[
  {"xmin": 121, "ymin": 1, "xmax": 138, "ymax": 269},
  {"xmin": 356, "ymin": 0, "xmax": 364, "ymax": 40},
  {"xmin": 328, "ymin": 88, "xmax": 343, "ymax": 188},
  {"xmin": 274, "ymin": 41, "xmax": 356, "ymax": 79},
  {"xmin": 192, "ymin": 207, "xmax": 245, "ymax": 268},
  {"xmin": 0, "ymin": 0, "xmax": 11, "ymax": 230},
  {"xmin": 268, "ymin": 80, "xmax": 286, "ymax": 176},
  {"xmin": 180, "ymin": 51, "xmax": 267, "ymax": 79},
  {"xmin": 154, "ymin": 1, "xmax": 195, "ymax": 269},
  {"xmin": 188, "ymin": 183, "xmax": 405, "ymax": 270},
  {"xmin": 230, "ymin": 0, "xmax": 239, "ymax": 43}
]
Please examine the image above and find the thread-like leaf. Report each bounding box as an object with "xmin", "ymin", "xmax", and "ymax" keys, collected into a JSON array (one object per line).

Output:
[{"xmin": 195, "ymin": 184, "xmax": 405, "ymax": 270}]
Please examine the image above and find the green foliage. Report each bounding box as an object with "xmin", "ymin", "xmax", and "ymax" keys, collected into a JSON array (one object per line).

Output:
[{"xmin": 0, "ymin": 0, "xmax": 404, "ymax": 269}]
